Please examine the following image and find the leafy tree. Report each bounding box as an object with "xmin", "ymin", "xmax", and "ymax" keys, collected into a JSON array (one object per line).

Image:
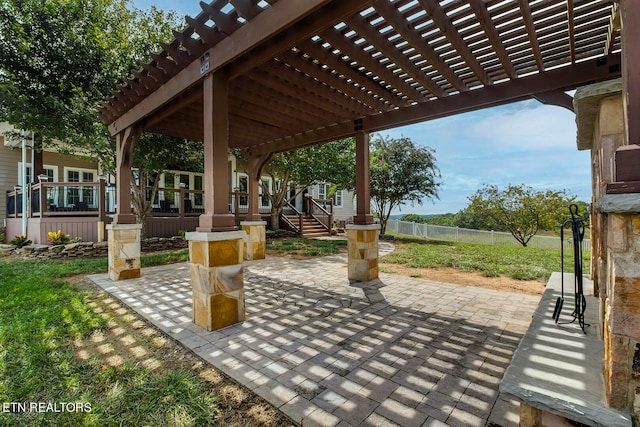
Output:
[
  {"xmin": 131, "ymin": 135, "xmax": 203, "ymax": 237},
  {"xmin": 399, "ymin": 214, "xmax": 429, "ymax": 224},
  {"xmin": 0, "ymin": 0, "xmax": 178, "ymax": 152},
  {"xmin": 0, "ymin": 0, "xmax": 202, "ymax": 236},
  {"xmin": 370, "ymin": 134, "xmax": 441, "ymax": 234},
  {"xmin": 465, "ymin": 184, "xmax": 575, "ymax": 246},
  {"xmin": 257, "ymin": 139, "xmax": 355, "ymax": 229},
  {"xmin": 453, "ymin": 207, "xmax": 498, "ymax": 230}
]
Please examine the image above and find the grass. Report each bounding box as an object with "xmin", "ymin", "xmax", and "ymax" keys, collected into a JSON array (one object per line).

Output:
[
  {"xmin": 0, "ymin": 251, "xmax": 219, "ymax": 426},
  {"xmin": 380, "ymin": 234, "xmax": 590, "ymax": 282},
  {"xmin": 266, "ymin": 237, "xmax": 346, "ymax": 257}
]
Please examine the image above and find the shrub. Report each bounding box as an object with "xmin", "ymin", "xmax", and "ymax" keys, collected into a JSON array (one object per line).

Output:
[
  {"xmin": 48, "ymin": 230, "xmax": 70, "ymax": 245},
  {"xmin": 176, "ymin": 230, "xmax": 187, "ymax": 238},
  {"xmin": 10, "ymin": 235, "xmax": 32, "ymax": 248},
  {"xmin": 0, "ymin": 233, "xmax": 5, "ymax": 243}
]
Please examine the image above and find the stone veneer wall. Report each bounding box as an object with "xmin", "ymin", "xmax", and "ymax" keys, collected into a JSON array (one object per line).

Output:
[
  {"xmin": 8, "ymin": 236, "xmax": 188, "ymax": 259},
  {"xmin": 577, "ymin": 81, "xmax": 640, "ymax": 420}
]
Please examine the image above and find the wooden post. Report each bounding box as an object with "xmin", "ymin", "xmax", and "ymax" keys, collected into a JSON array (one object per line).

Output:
[
  {"xmin": 113, "ymin": 126, "xmax": 140, "ymax": 225},
  {"xmin": 354, "ymin": 131, "xmax": 374, "ymax": 225},
  {"xmin": 38, "ymin": 183, "xmax": 45, "ymax": 217},
  {"xmin": 98, "ymin": 179, "xmax": 106, "ymax": 223},
  {"xmin": 246, "ymin": 154, "xmax": 272, "ymax": 222},
  {"xmin": 178, "ymin": 184, "xmax": 186, "ymax": 218},
  {"xmin": 621, "ymin": 0, "xmax": 640, "ymax": 146},
  {"xmin": 197, "ymin": 72, "xmax": 235, "ymax": 231}
]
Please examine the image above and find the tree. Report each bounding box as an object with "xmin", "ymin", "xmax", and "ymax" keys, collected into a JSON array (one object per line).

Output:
[
  {"xmin": 257, "ymin": 139, "xmax": 355, "ymax": 229},
  {"xmin": 0, "ymin": 0, "xmax": 199, "ymax": 236},
  {"xmin": 465, "ymin": 184, "xmax": 575, "ymax": 246},
  {"xmin": 370, "ymin": 135, "xmax": 441, "ymax": 234},
  {"xmin": 130, "ymin": 135, "xmax": 203, "ymax": 238},
  {"xmin": 0, "ymin": 0, "xmax": 179, "ymax": 151}
]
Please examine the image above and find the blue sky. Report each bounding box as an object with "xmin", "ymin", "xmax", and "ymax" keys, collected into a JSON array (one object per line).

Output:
[{"xmin": 132, "ymin": 1, "xmax": 591, "ymax": 215}]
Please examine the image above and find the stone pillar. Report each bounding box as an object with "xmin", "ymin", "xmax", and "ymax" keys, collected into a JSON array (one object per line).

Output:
[
  {"xmin": 186, "ymin": 231, "xmax": 245, "ymax": 331},
  {"xmin": 346, "ymin": 223, "xmax": 380, "ymax": 282},
  {"xmin": 576, "ymin": 80, "xmax": 640, "ymax": 420},
  {"xmin": 107, "ymin": 223, "xmax": 142, "ymax": 281},
  {"xmin": 240, "ymin": 221, "xmax": 266, "ymax": 260}
]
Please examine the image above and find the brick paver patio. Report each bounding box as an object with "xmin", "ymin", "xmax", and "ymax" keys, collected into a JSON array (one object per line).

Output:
[{"xmin": 88, "ymin": 244, "xmax": 540, "ymax": 427}]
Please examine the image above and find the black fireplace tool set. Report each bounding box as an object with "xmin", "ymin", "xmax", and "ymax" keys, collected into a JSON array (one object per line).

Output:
[{"xmin": 552, "ymin": 203, "xmax": 589, "ymax": 334}]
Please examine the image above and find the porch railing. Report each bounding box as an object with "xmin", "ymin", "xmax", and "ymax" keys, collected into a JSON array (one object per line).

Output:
[
  {"xmin": 5, "ymin": 184, "xmax": 278, "ymax": 221},
  {"xmin": 281, "ymin": 200, "xmax": 304, "ymax": 235},
  {"xmin": 307, "ymin": 196, "xmax": 333, "ymax": 231}
]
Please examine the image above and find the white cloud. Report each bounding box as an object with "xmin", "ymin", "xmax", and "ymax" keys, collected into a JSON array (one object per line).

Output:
[{"xmin": 385, "ymin": 100, "xmax": 591, "ymax": 214}]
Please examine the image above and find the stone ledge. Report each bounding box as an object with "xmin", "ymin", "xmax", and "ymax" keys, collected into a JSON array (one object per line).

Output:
[
  {"xmin": 500, "ymin": 272, "xmax": 631, "ymax": 427},
  {"xmin": 595, "ymin": 194, "xmax": 640, "ymax": 214}
]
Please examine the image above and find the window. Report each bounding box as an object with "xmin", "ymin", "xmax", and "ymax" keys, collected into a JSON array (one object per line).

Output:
[
  {"xmin": 317, "ymin": 183, "xmax": 343, "ymax": 207},
  {"xmin": 238, "ymin": 175, "xmax": 248, "ymax": 207},
  {"xmin": 63, "ymin": 167, "xmax": 97, "ymax": 207},
  {"xmin": 260, "ymin": 178, "xmax": 271, "ymax": 208},
  {"xmin": 17, "ymin": 163, "xmax": 57, "ymax": 185},
  {"xmin": 194, "ymin": 175, "xmax": 203, "ymax": 206}
]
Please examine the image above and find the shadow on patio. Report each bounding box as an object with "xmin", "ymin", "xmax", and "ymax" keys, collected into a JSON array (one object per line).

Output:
[{"xmin": 89, "ymin": 254, "xmax": 540, "ymax": 427}]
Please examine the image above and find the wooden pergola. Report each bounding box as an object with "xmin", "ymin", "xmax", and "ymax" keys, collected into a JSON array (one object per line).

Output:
[{"xmin": 98, "ymin": 0, "xmax": 636, "ymax": 233}]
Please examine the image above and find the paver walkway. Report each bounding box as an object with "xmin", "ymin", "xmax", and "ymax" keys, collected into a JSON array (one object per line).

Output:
[{"xmin": 88, "ymin": 244, "xmax": 540, "ymax": 427}]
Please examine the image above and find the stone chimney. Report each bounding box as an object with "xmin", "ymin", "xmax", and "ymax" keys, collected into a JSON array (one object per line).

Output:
[{"xmin": 575, "ymin": 79, "xmax": 640, "ymax": 421}]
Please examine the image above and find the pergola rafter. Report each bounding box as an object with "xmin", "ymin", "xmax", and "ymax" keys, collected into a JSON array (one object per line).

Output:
[{"xmin": 97, "ymin": 0, "xmax": 629, "ymax": 233}]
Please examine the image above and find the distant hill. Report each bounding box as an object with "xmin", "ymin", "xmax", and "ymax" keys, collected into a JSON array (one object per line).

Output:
[{"xmin": 392, "ymin": 213, "xmax": 457, "ymax": 226}]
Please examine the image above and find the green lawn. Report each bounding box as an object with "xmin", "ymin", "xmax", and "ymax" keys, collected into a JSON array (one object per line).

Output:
[
  {"xmin": 0, "ymin": 235, "xmax": 585, "ymax": 424},
  {"xmin": 380, "ymin": 234, "xmax": 590, "ymax": 282},
  {"xmin": 0, "ymin": 252, "xmax": 218, "ymax": 426},
  {"xmin": 266, "ymin": 237, "xmax": 346, "ymax": 257}
]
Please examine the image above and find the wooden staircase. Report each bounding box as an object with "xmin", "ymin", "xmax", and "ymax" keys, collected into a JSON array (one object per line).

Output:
[{"xmin": 283, "ymin": 215, "xmax": 330, "ymax": 237}]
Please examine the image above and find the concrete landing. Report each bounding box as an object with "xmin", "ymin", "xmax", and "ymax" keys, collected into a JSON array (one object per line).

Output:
[{"xmin": 500, "ymin": 272, "xmax": 632, "ymax": 427}]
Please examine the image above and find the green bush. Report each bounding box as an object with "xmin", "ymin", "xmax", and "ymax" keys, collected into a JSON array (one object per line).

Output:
[{"xmin": 9, "ymin": 235, "xmax": 31, "ymax": 248}]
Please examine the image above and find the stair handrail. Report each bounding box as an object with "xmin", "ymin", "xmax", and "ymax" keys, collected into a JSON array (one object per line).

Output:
[
  {"xmin": 282, "ymin": 199, "xmax": 304, "ymax": 235},
  {"xmin": 309, "ymin": 197, "xmax": 333, "ymax": 231}
]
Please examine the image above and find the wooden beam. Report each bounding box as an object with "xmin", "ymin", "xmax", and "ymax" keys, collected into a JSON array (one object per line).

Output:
[
  {"xmin": 374, "ymin": 0, "xmax": 467, "ymax": 92},
  {"xmin": 365, "ymin": 54, "xmax": 620, "ymax": 132},
  {"xmin": 109, "ymin": 0, "xmax": 335, "ymax": 135},
  {"xmin": 230, "ymin": 0, "xmax": 261, "ymax": 21},
  {"xmin": 621, "ymin": 0, "xmax": 640, "ymax": 145},
  {"xmin": 418, "ymin": 0, "xmax": 491, "ymax": 86},
  {"xmin": 567, "ymin": 0, "xmax": 576, "ymax": 63},
  {"xmin": 605, "ymin": 2, "xmax": 621, "ymax": 55},
  {"xmin": 250, "ymin": 65, "xmax": 369, "ymax": 117},
  {"xmin": 468, "ymin": 0, "xmax": 517, "ymax": 79},
  {"xmin": 247, "ymin": 54, "xmax": 621, "ymax": 155},
  {"xmin": 345, "ymin": 13, "xmax": 446, "ymax": 98},
  {"xmin": 517, "ymin": 0, "xmax": 544, "ymax": 73},
  {"xmin": 318, "ymin": 28, "xmax": 428, "ymax": 103},
  {"xmin": 231, "ymin": 87, "xmax": 319, "ymax": 127},
  {"xmin": 233, "ymin": 77, "xmax": 339, "ymax": 123},
  {"xmin": 143, "ymin": 89, "xmax": 202, "ymax": 130},
  {"xmin": 296, "ymin": 39, "xmax": 411, "ymax": 108},
  {"xmin": 227, "ymin": 0, "xmax": 378, "ymax": 78},
  {"xmin": 533, "ymin": 90, "xmax": 574, "ymax": 111},
  {"xmin": 279, "ymin": 49, "xmax": 391, "ymax": 113},
  {"xmin": 199, "ymin": 1, "xmax": 241, "ymax": 35},
  {"xmin": 261, "ymin": 57, "xmax": 380, "ymax": 115}
]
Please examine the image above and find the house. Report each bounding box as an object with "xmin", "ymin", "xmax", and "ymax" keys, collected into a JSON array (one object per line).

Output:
[{"xmin": 2, "ymin": 123, "xmax": 355, "ymax": 243}]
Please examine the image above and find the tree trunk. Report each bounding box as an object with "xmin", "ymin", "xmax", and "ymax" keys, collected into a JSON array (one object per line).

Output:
[{"xmin": 271, "ymin": 207, "xmax": 282, "ymax": 231}]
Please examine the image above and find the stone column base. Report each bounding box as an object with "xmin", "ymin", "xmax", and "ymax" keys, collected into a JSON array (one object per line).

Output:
[
  {"xmin": 346, "ymin": 224, "xmax": 380, "ymax": 282},
  {"xmin": 519, "ymin": 403, "xmax": 578, "ymax": 427},
  {"xmin": 240, "ymin": 221, "xmax": 267, "ymax": 260},
  {"xmin": 107, "ymin": 223, "xmax": 142, "ymax": 281},
  {"xmin": 186, "ymin": 231, "xmax": 246, "ymax": 331}
]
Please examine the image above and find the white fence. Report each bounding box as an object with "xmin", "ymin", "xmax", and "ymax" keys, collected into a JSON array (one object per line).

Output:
[{"xmin": 386, "ymin": 220, "xmax": 591, "ymax": 252}]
